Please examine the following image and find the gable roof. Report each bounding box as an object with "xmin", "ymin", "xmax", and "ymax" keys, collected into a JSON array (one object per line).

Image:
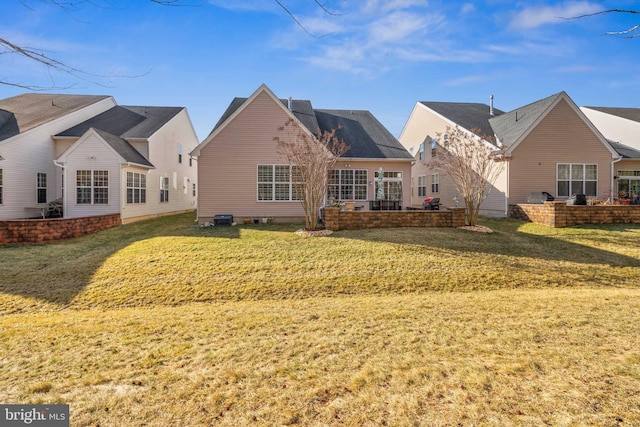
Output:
[
  {"xmin": 420, "ymin": 101, "xmax": 504, "ymax": 140},
  {"xmin": 582, "ymin": 106, "xmax": 640, "ymax": 124},
  {"xmin": 315, "ymin": 110, "xmax": 413, "ymax": 159},
  {"xmin": 211, "ymin": 97, "xmax": 320, "ymax": 136},
  {"xmin": 93, "ymin": 128, "xmax": 154, "ymax": 167},
  {"xmin": 56, "ymin": 105, "xmax": 183, "ymax": 139},
  {"xmin": 488, "ymin": 92, "xmax": 562, "ymax": 149},
  {"xmin": 0, "ymin": 93, "xmax": 111, "ymax": 142},
  {"xmin": 194, "ymin": 84, "xmax": 410, "ymax": 161}
]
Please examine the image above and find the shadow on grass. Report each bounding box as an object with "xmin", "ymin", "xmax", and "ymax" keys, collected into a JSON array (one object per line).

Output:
[
  {"xmin": 326, "ymin": 217, "xmax": 640, "ymax": 269},
  {"xmin": 0, "ymin": 213, "xmax": 254, "ymax": 307}
]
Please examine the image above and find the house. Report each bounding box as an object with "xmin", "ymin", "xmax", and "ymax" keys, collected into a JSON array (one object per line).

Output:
[
  {"xmin": 0, "ymin": 94, "xmax": 198, "ymax": 223},
  {"xmin": 580, "ymin": 106, "xmax": 640, "ymax": 202},
  {"xmin": 190, "ymin": 84, "xmax": 413, "ymax": 224},
  {"xmin": 399, "ymin": 92, "xmax": 621, "ymax": 216}
]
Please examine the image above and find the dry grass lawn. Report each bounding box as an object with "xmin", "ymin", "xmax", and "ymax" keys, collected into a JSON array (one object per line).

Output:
[{"xmin": 1, "ymin": 213, "xmax": 639, "ymax": 426}]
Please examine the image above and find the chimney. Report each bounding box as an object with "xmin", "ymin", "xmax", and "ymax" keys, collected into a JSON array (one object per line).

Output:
[
  {"xmin": 489, "ymin": 95, "xmax": 494, "ymax": 116},
  {"xmin": 287, "ymin": 97, "xmax": 293, "ymax": 111}
]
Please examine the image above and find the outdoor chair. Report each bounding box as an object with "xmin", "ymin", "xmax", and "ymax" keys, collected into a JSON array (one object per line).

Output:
[{"xmin": 423, "ymin": 197, "xmax": 441, "ymax": 210}]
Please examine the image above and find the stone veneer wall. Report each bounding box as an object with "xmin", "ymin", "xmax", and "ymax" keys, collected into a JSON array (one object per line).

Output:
[
  {"xmin": 509, "ymin": 202, "xmax": 640, "ymax": 227},
  {"xmin": 0, "ymin": 214, "xmax": 121, "ymax": 245},
  {"xmin": 323, "ymin": 207, "xmax": 466, "ymax": 231}
]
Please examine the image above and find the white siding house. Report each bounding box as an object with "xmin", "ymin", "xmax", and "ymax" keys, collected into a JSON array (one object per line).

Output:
[
  {"xmin": 0, "ymin": 94, "xmax": 198, "ymax": 222},
  {"xmin": 0, "ymin": 94, "xmax": 116, "ymax": 220}
]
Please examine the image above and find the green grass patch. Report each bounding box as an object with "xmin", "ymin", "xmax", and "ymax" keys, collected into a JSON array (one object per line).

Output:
[{"xmin": 1, "ymin": 213, "xmax": 640, "ymax": 425}]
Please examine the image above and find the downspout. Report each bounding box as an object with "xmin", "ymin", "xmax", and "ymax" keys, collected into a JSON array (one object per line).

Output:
[
  {"xmin": 612, "ymin": 156, "xmax": 623, "ymax": 202},
  {"xmin": 505, "ymin": 160, "xmax": 510, "ymax": 216}
]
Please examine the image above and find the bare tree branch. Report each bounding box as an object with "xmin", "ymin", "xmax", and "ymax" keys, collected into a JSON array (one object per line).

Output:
[{"xmin": 566, "ymin": 7, "xmax": 640, "ymax": 38}]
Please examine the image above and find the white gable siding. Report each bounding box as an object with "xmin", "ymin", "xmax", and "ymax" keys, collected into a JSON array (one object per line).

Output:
[
  {"xmin": 61, "ymin": 132, "xmax": 121, "ymax": 218},
  {"xmin": 0, "ymin": 97, "xmax": 116, "ymax": 219}
]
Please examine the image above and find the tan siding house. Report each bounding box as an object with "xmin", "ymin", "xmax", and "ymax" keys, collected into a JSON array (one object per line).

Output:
[
  {"xmin": 191, "ymin": 84, "xmax": 414, "ymax": 224},
  {"xmin": 399, "ymin": 92, "xmax": 620, "ymax": 218}
]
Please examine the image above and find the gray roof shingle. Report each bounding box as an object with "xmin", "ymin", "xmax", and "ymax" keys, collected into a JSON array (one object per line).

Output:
[
  {"xmin": 420, "ymin": 101, "xmax": 504, "ymax": 140},
  {"xmin": 608, "ymin": 140, "xmax": 640, "ymax": 159},
  {"xmin": 210, "ymin": 96, "xmax": 409, "ymax": 160},
  {"xmin": 92, "ymin": 128, "xmax": 154, "ymax": 167},
  {"xmin": 489, "ymin": 92, "xmax": 563, "ymax": 148},
  {"xmin": 56, "ymin": 105, "xmax": 183, "ymax": 139},
  {"xmin": 315, "ymin": 110, "xmax": 413, "ymax": 159},
  {"xmin": 0, "ymin": 93, "xmax": 110, "ymax": 142}
]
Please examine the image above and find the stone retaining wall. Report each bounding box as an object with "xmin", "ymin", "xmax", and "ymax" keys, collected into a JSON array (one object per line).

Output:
[
  {"xmin": 509, "ymin": 202, "xmax": 640, "ymax": 227},
  {"xmin": 0, "ymin": 214, "xmax": 121, "ymax": 245},
  {"xmin": 323, "ymin": 207, "xmax": 466, "ymax": 231}
]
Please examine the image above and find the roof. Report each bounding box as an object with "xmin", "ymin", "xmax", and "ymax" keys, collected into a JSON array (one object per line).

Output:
[
  {"xmin": 488, "ymin": 92, "xmax": 563, "ymax": 149},
  {"xmin": 205, "ymin": 86, "xmax": 410, "ymax": 160},
  {"xmin": 420, "ymin": 101, "xmax": 504, "ymax": 140},
  {"xmin": 210, "ymin": 97, "xmax": 320, "ymax": 136},
  {"xmin": 92, "ymin": 128, "xmax": 154, "ymax": 167},
  {"xmin": 608, "ymin": 140, "xmax": 640, "ymax": 159},
  {"xmin": 315, "ymin": 110, "xmax": 413, "ymax": 159},
  {"xmin": 0, "ymin": 93, "xmax": 111, "ymax": 142},
  {"xmin": 582, "ymin": 106, "xmax": 640, "ymax": 124},
  {"xmin": 56, "ymin": 105, "xmax": 183, "ymax": 139}
]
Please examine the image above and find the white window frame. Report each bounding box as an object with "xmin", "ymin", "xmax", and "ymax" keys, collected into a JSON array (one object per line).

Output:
[
  {"xmin": 418, "ymin": 175, "xmax": 426, "ymax": 197},
  {"xmin": 160, "ymin": 176, "xmax": 169, "ymax": 203},
  {"xmin": 328, "ymin": 169, "xmax": 368, "ymax": 202},
  {"xmin": 126, "ymin": 171, "xmax": 146, "ymax": 204},
  {"xmin": 557, "ymin": 163, "xmax": 597, "ymax": 198},
  {"xmin": 257, "ymin": 164, "xmax": 302, "ymax": 202},
  {"xmin": 431, "ymin": 173, "xmax": 439, "ymax": 194},
  {"xmin": 36, "ymin": 172, "xmax": 47, "ymax": 204},
  {"xmin": 418, "ymin": 142, "xmax": 424, "ymax": 161},
  {"xmin": 76, "ymin": 170, "xmax": 109, "ymax": 205},
  {"xmin": 375, "ymin": 171, "xmax": 403, "ymax": 201}
]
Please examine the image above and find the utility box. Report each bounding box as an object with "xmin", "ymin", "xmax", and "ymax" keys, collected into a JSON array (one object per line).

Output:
[{"xmin": 213, "ymin": 214, "xmax": 233, "ymax": 226}]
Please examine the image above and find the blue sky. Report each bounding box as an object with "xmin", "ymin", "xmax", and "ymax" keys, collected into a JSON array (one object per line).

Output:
[{"xmin": 1, "ymin": 0, "xmax": 639, "ymax": 140}]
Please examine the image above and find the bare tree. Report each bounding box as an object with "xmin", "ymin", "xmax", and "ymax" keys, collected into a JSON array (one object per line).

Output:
[
  {"xmin": 430, "ymin": 126, "xmax": 502, "ymax": 226},
  {"xmin": 274, "ymin": 118, "xmax": 349, "ymax": 230},
  {"xmin": 570, "ymin": 6, "xmax": 639, "ymax": 38}
]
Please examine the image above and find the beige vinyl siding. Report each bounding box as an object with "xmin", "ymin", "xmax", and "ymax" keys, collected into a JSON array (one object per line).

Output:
[
  {"xmin": 508, "ymin": 99, "xmax": 614, "ymax": 203},
  {"xmin": 197, "ymin": 90, "xmax": 306, "ymax": 221},
  {"xmin": 0, "ymin": 97, "xmax": 116, "ymax": 220}
]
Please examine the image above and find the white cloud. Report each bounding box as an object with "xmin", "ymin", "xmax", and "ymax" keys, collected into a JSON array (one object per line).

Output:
[
  {"xmin": 443, "ymin": 75, "xmax": 486, "ymax": 87},
  {"xmin": 508, "ymin": 1, "xmax": 603, "ymax": 30},
  {"xmin": 363, "ymin": 0, "xmax": 429, "ymax": 14},
  {"xmin": 460, "ymin": 3, "xmax": 476, "ymax": 15},
  {"xmin": 367, "ymin": 11, "xmax": 430, "ymax": 43}
]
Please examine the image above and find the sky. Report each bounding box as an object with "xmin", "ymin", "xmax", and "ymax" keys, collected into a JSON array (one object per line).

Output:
[{"xmin": 1, "ymin": 0, "xmax": 639, "ymax": 141}]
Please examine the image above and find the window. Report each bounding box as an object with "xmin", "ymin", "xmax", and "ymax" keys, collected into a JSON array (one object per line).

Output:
[
  {"xmin": 0, "ymin": 169, "xmax": 3, "ymax": 204},
  {"xmin": 257, "ymin": 165, "xmax": 301, "ymax": 201},
  {"xmin": 431, "ymin": 173, "xmax": 439, "ymax": 193},
  {"xmin": 431, "ymin": 138, "xmax": 437, "ymax": 157},
  {"xmin": 557, "ymin": 164, "xmax": 597, "ymax": 197},
  {"xmin": 375, "ymin": 171, "xmax": 403, "ymax": 201},
  {"xmin": 126, "ymin": 172, "xmax": 146, "ymax": 204},
  {"xmin": 37, "ymin": 173, "xmax": 47, "ymax": 204},
  {"xmin": 77, "ymin": 170, "xmax": 108, "ymax": 204},
  {"xmin": 160, "ymin": 176, "xmax": 169, "ymax": 202},
  {"xmin": 418, "ymin": 142, "xmax": 424, "ymax": 161},
  {"xmin": 192, "ymin": 183, "xmax": 196, "ymax": 197},
  {"xmin": 418, "ymin": 175, "xmax": 426, "ymax": 197},
  {"xmin": 178, "ymin": 144, "xmax": 183, "ymax": 164},
  {"xmin": 328, "ymin": 169, "xmax": 368, "ymax": 202}
]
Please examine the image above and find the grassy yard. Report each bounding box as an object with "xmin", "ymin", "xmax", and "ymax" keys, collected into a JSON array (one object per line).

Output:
[{"xmin": 1, "ymin": 213, "xmax": 639, "ymax": 426}]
